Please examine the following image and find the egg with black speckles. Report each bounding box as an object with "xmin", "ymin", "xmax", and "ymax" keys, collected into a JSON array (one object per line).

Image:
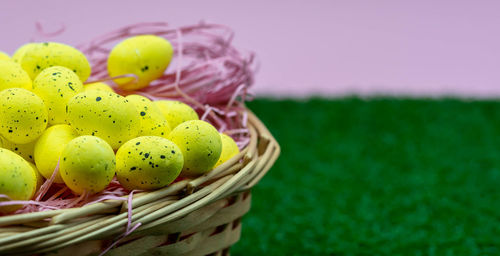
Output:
[
  {"xmin": 116, "ymin": 136, "xmax": 183, "ymax": 190},
  {"xmin": 20, "ymin": 42, "xmax": 91, "ymax": 82},
  {"xmin": 0, "ymin": 51, "xmax": 10, "ymax": 61},
  {"xmin": 126, "ymin": 95, "xmax": 171, "ymax": 138},
  {"xmin": 34, "ymin": 124, "xmax": 79, "ymax": 183},
  {"xmin": 108, "ymin": 35, "xmax": 173, "ymax": 90},
  {"xmin": 84, "ymin": 82, "xmax": 114, "ymax": 93},
  {"xmin": 60, "ymin": 136, "xmax": 116, "ymax": 195},
  {"xmin": 33, "ymin": 66, "xmax": 84, "ymax": 124},
  {"xmin": 168, "ymin": 120, "xmax": 222, "ymax": 177},
  {"xmin": 0, "ymin": 60, "xmax": 32, "ymax": 91},
  {"xmin": 0, "ymin": 136, "xmax": 36, "ymax": 163},
  {"xmin": 215, "ymin": 133, "xmax": 240, "ymax": 168},
  {"xmin": 154, "ymin": 100, "xmax": 199, "ymax": 130},
  {"xmin": 66, "ymin": 90, "xmax": 140, "ymax": 150},
  {"xmin": 0, "ymin": 88, "xmax": 48, "ymax": 144},
  {"xmin": 0, "ymin": 148, "xmax": 37, "ymax": 213},
  {"xmin": 12, "ymin": 43, "xmax": 37, "ymax": 63}
]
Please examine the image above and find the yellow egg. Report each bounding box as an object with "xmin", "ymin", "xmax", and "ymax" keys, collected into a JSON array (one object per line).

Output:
[
  {"xmin": 0, "ymin": 60, "xmax": 32, "ymax": 91},
  {"xmin": 126, "ymin": 95, "xmax": 171, "ymax": 138},
  {"xmin": 84, "ymin": 82, "xmax": 114, "ymax": 93},
  {"xmin": 116, "ymin": 136, "xmax": 183, "ymax": 191},
  {"xmin": 0, "ymin": 136, "xmax": 36, "ymax": 163},
  {"xmin": 34, "ymin": 124, "xmax": 78, "ymax": 183},
  {"xmin": 0, "ymin": 51, "xmax": 10, "ymax": 61},
  {"xmin": 60, "ymin": 136, "xmax": 116, "ymax": 195},
  {"xmin": 33, "ymin": 66, "xmax": 84, "ymax": 124},
  {"xmin": 215, "ymin": 133, "xmax": 240, "ymax": 167},
  {"xmin": 168, "ymin": 120, "xmax": 222, "ymax": 177},
  {"xmin": 154, "ymin": 100, "xmax": 199, "ymax": 130},
  {"xmin": 0, "ymin": 148, "xmax": 37, "ymax": 213},
  {"xmin": 12, "ymin": 43, "xmax": 37, "ymax": 63},
  {"xmin": 108, "ymin": 35, "xmax": 173, "ymax": 90},
  {"xmin": 28, "ymin": 162, "xmax": 45, "ymax": 194},
  {"xmin": 66, "ymin": 91, "xmax": 140, "ymax": 150},
  {"xmin": 0, "ymin": 88, "xmax": 48, "ymax": 144},
  {"xmin": 20, "ymin": 42, "xmax": 91, "ymax": 82}
]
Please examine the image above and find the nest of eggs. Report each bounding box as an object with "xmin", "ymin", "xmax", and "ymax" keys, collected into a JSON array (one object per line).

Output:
[{"xmin": 0, "ymin": 22, "xmax": 256, "ymax": 214}]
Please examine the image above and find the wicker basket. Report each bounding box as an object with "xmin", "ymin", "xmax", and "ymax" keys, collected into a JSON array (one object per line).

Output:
[{"xmin": 0, "ymin": 110, "xmax": 279, "ymax": 256}]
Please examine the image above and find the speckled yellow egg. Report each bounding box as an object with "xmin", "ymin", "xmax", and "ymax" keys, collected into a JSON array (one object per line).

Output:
[
  {"xmin": 0, "ymin": 60, "xmax": 32, "ymax": 91},
  {"xmin": 60, "ymin": 136, "xmax": 116, "ymax": 195},
  {"xmin": 20, "ymin": 42, "xmax": 91, "ymax": 82},
  {"xmin": 33, "ymin": 66, "xmax": 84, "ymax": 124},
  {"xmin": 0, "ymin": 88, "xmax": 48, "ymax": 144},
  {"xmin": 108, "ymin": 35, "xmax": 173, "ymax": 90},
  {"xmin": 215, "ymin": 133, "xmax": 240, "ymax": 168},
  {"xmin": 168, "ymin": 120, "xmax": 222, "ymax": 177},
  {"xmin": 12, "ymin": 43, "xmax": 37, "ymax": 63},
  {"xmin": 0, "ymin": 148, "xmax": 37, "ymax": 213},
  {"xmin": 1, "ymin": 136, "xmax": 36, "ymax": 163},
  {"xmin": 66, "ymin": 91, "xmax": 140, "ymax": 150},
  {"xmin": 34, "ymin": 124, "xmax": 78, "ymax": 183},
  {"xmin": 28, "ymin": 162, "xmax": 44, "ymax": 194},
  {"xmin": 0, "ymin": 51, "xmax": 10, "ymax": 61},
  {"xmin": 116, "ymin": 136, "xmax": 183, "ymax": 191},
  {"xmin": 154, "ymin": 100, "xmax": 199, "ymax": 129},
  {"xmin": 84, "ymin": 82, "xmax": 114, "ymax": 93},
  {"xmin": 126, "ymin": 95, "xmax": 171, "ymax": 138}
]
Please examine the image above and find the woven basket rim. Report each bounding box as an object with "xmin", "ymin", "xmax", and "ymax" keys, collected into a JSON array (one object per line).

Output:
[{"xmin": 0, "ymin": 108, "xmax": 280, "ymax": 255}]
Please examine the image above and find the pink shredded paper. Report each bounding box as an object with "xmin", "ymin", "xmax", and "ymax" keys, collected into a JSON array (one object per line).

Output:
[{"xmin": 80, "ymin": 22, "xmax": 256, "ymax": 134}]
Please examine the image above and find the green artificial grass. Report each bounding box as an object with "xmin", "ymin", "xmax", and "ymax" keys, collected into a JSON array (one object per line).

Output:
[{"xmin": 231, "ymin": 98, "xmax": 500, "ymax": 256}]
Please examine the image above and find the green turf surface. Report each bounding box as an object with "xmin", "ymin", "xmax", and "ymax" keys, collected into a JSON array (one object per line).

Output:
[{"xmin": 231, "ymin": 98, "xmax": 500, "ymax": 256}]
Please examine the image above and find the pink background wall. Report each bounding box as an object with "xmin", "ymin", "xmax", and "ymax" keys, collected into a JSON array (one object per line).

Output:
[{"xmin": 1, "ymin": 0, "xmax": 500, "ymax": 97}]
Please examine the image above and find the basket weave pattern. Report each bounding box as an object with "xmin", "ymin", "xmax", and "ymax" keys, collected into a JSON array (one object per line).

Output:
[{"xmin": 0, "ymin": 111, "xmax": 279, "ymax": 256}]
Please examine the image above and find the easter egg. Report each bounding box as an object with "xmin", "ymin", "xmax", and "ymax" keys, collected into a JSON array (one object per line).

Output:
[
  {"xmin": 33, "ymin": 66, "xmax": 84, "ymax": 124},
  {"xmin": 0, "ymin": 51, "xmax": 10, "ymax": 61},
  {"xmin": 66, "ymin": 91, "xmax": 140, "ymax": 150},
  {"xmin": 84, "ymin": 82, "xmax": 114, "ymax": 93},
  {"xmin": 34, "ymin": 124, "xmax": 79, "ymax": 183},
  {"xmin": 116, "ymin": 136, "xmax": 183, "ymax": 190},
  {"xmin": 154, "ymin": 100, "xmax": 199, "ymax": 129},
  {"xmin": 12, "ymin": 43, "xmax": 37, "ymax": 63},
  {"xmin": 0, "ymin": 60, "xmax": 32, "ymax": 91},
  {"xmin": 60, "ymin": 136, "xmax": 116, "ymax": 195},
  {"xmin": 0, "ymin": 136, "xmax": 36, "ymax": 163},
  {"xmin": 107, "ymin": 35, "xmax": 173, "ymax": 90},
  {"xmin": 0, "ymin": 88, "xmax": 48, "ymax": 144},
  {"xmin": 0, "ymin": 148, "xmax": 37, "ymax": 213},
  {"xmin": 215, "ymin": 133, "xmax": 240, "ymax": 168},
  {"xmin": 126, "ymin": 95, "xmax": 171, "ymax": 138},
  {"xmin": 28, "ymin": 162, "xmax": 45, "ymax": 194},
  {"xmin": 168, "ymin": 120, "xmax": 222, "ymax": 176},
  {"xmin": 20, "ymin": 42, "xmax": 91, "ymax": 82}
]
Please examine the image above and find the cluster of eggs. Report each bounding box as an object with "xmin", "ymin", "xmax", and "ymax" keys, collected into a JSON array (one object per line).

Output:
[{"xmin": 0, "ymin": 36, "xmax": 240, "ymax": 213}]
